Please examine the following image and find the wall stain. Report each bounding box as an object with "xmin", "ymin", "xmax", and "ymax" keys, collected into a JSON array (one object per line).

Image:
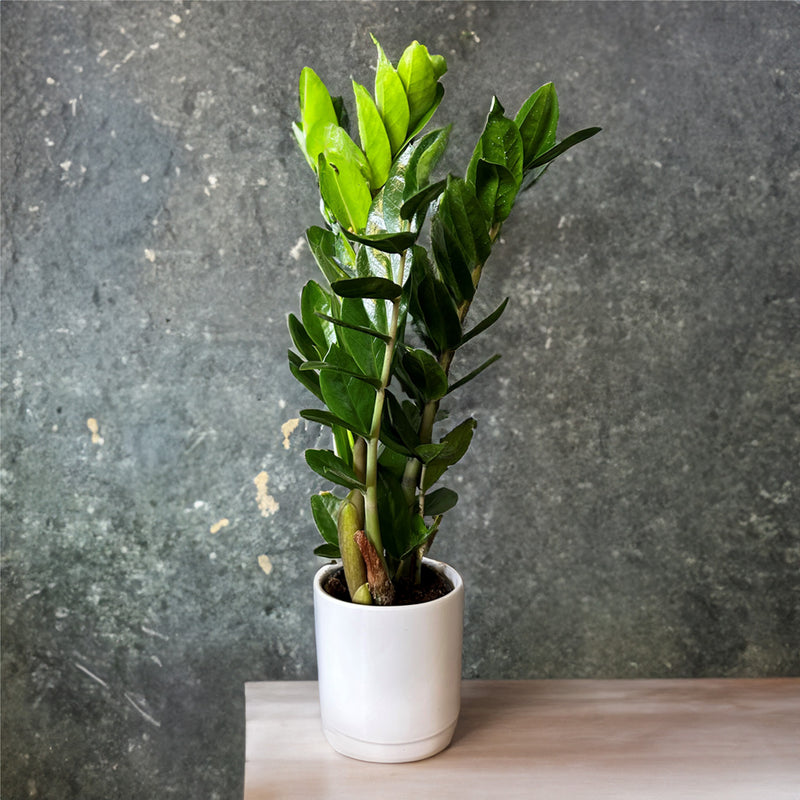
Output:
[
  {"xmin": 281, "ymin": 418, "xmax": 299, "ymax": 450},
  {"xmin": 210, "ymin": 518, "xmax": 229, "ymax": 534},
  {"xmin": 258, "ymin": 554, "xmax": 273, "ymax": 575},
  {"xmin": 253, "ymin": 471, "xmax": 279, "ymax": 517},
  {"xmin": 87, "ymin": 418, "xmax": 104, "ymax": 445}
]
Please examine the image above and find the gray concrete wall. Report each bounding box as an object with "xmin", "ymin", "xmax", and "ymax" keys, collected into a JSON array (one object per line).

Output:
[{"xmin": 2, "ymin": 1, "xmax": 797, "ymax": 797}]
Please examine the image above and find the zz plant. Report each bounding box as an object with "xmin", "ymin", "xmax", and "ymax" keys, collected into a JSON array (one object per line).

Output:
[{"xmin": 289, "ymin": 37, "xmax": 599, "ymax": 605}]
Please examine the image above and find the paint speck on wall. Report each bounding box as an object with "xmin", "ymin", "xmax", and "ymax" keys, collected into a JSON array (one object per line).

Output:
[
  {"xmin": 144, "ymin": 249, "xmax": 155, "ymax": 262},
  {"xmin": 258, "ymin": 554, "xmax": 273, "ymax": 575},
  {"xmin": 281, "ymin": 418, "xmax": 299, "ymax": 450},
  {"xmin": 289, "ymin": 236, "xmax": 306, "ymax": 260},
  {"xmin": 87, "ymin": 418, "xmax": 104, "ymax": 445},
  {"xmin": 210, "ymin": 518, "xmax": 229, "ymax": 534},
  {"xmin": 253, "ymin": 471, "xmax": 279, "ymax": 517}
]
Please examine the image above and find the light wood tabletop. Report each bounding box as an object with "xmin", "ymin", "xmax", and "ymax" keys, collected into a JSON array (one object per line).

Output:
[{"xmin": 244, "ymin": 679, "xmax": 800, "ymax": 799}]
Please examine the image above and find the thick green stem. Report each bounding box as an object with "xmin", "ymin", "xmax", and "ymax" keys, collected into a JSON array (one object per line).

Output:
[{"xmin": 363, "ymin": 248, "xmax": 409, "ymax": 586}]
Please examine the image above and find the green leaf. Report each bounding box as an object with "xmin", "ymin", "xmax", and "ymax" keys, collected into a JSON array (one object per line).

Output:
[
  {"xmin": 431, "ymin": 213, "xmax": 475, "ymax": 304},
  {"xmin": 299, "ymin": 67, "xmax": 339, "ymax": 157},
  {"xmin": 331, "ymin": 276, "xmax": 403, "ymax": 300},
  {"xmin": 403, "ymin": 83, "xmax": 445, "ymax": 146},
  {"xmin": 318, "ymin": 153, "xmax": 372, "ymax": 232},
  {"xmin": 397, "ymin": 41, "xmax": 438, "ymax": 130},
  {"xmin": 404, "ymin": 126, "xmax": 451, "ymax": 199},
  {"xmin": 306, "ymin": 449, "xmax": 365, "ymax": 491},
  {"xmin": 307, "ymin": 226, "xmax": 349, "ymax": 284},
  {"xmin": 401, "ymin": 348, "xmax": 448, "ymax": 402},
  {"xmin": 288, "ymin": 350, "xmax": 323, "ymax": 401},
  {"xmin": 424, "ymin": 487, "xmax": 458, "ymax": 516},
  {"xmin": 300, "ymin": 281, "xmax": 336, "ymax": 353},
  {"xmin": 447, "ymin": 353, "xmax": 501, "ymax": 394},
  {"xmin": 299, "ymin": 360, "xmax": 382, "ymax": 388},
  {"xmin": 352, "ymin": 80, "xmax": 392, "ymax": 190},
  {"xmin": 338, "ymin": 297, "xmax": 388, "ymax": 378},
  {"xmin": 410, "ymin": 249, "xmax": 462, "ymax": 354},
  {"xmin": 466, "ymin": 97, "xmax": 524, "ymax": 224},
  {"xmin": 400, "ymin": 178, "xmax": 446, "ymax": 220},
  {"xmin": 528, "ymin": 126, "xmax": 602, "ymax": 169},
  {"xmin": 515, "ymin": 82, "xmax": 559, "ymax": 168},
  {"xmin": 459, "ymin": 297, "xmax": 509, "ymax": 346},
  {"xmin": 342, "ymin": 229, "xmax": 418, "ymax": 254},
  {"xmin": 319, "ymin": 358, "xmax": 376, "ymax": 437},
  {"xmin": 314, "ymin": 543, "xmax": 341, "ymax": 559},
  {"xmin": 314, "ymin": 311, "xmax": 392, "ymax": 343},
  {"xmin": 311, "ymin": 492, "xmax": 345, "ymax": 548},
  {"xmin": 372, "ymin": 35, "xmax": 410, "ymax": 154},
  {"xmin": 300, "ymin": 408, "xmax": 369, "ymax": 438},
  {"xmin": 383, "ymin": 390, "xmax": 422, "ymax": 452},
  {"xmin": 422, "ymin": 417, "xmax": 476, "ymax": 491},
  {"xmin": 306, "ymin": 123, "xmax": 371, "ymax": 187},
  {"xmin": 288, "ymin": 313, "xmax": 320, "ymax": 362}
]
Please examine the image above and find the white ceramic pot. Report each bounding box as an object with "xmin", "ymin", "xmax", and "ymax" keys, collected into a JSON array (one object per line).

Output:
[{"xmin": 313, "ymin": 557, "xmax": 464, "ymax": 763}]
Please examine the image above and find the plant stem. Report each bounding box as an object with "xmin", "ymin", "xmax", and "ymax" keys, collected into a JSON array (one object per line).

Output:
[{"xmin": 363, "ymin": 247, "xmax": 409, "ymax": 573}]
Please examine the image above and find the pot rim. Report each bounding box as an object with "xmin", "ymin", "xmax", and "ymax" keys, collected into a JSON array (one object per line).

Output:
[{"xmin": 313, "ymin": 557, "xmax": 463, "ymax": 614}]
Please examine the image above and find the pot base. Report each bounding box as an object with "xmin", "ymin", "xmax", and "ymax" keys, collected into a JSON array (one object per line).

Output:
[{"xmin": 323, "ymin": 721, "xmax": 458, "ymax": 763}]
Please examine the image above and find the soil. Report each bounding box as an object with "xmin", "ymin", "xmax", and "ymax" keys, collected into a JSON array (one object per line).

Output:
[{"xmin": 323, "ymin": 564, "xmax": 453, "ymax": 606}]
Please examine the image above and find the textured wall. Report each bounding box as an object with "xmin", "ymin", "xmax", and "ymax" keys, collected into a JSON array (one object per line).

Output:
[{"xmin": 2, "ymin": 1, "xmax": 798, "ymax": 797}]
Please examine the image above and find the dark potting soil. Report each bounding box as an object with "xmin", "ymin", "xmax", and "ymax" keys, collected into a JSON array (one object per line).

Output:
[{"xmin": 323, "ymin": 564, "xmax": 453, "ymax": 606}]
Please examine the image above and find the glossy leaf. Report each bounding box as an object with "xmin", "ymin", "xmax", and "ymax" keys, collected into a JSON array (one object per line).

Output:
[
  {"xmin": 397, "ymin": 41, "xmax": 438, "ymax": 130},
  {"xmin": 288, "ymin": 313, "xmax": 320, "ymax": 362},
  {"xmin": 372, "ymin": 35, "xmax": 410, "ymax": 154},
  {"xmin": 311, "ymin": 492, "xmax": 344, "ymax": 547},
  {"xmin": 400, "ymin": 178, "xmax": 446, "ymax": 221},
  {"xmin": 459, "ymin": 297, "xmax": 509, "ymax": 346},
  {"xmin": 338, "ymin": 297, "xmax": 388, "ymax": 378},
  {"xmin": 319, "ymin": 358, "xmax": 376, "ymax": 437},
  {"xmin": 413, "ymin": 269, "xmax": 462, "ymax": 354},
  {"xmin": 528, "ymin": 126, "xmax": 602, "ymax": 169},
  {"xmin": 515, "ymin": 82, "xmax": 559, "ymax": 168},
  {"xmin": 401, "ymin": 348, "xmax": 448, "ymax": 402},
  {"xmin": 314, "ymin": 311, "xmax": 392, "ymax": 343},
  {"xmin": 352, "ymin": 80, "xmax": 392, "ymax": 189},
  {"xmin": 384, "ymin": 390, "xmax": 422, "ymax": 452},
  {"xmin": 300, "ymin": 281, "xmax": 336, "ymax": 353},
  {"xmin": 342, "ymin": 229, "xmax": 418, "ymax": 254},
  {"xmin": 318, "ymin": 153, "xmax": 371, "ymax": 232},
  {"xmin": 314, "ymin": 542, "xmax": 341, "ymax": 559},
  {"xmin": 331, "ymin": 276, "xmax": 403, "ymax": 300},
  {"xmin": 299, "ymin": 67, "xmax": 339, "ymax": 155},
  {"xmin": 403, "ymin": 83, "xmax": 445, "ymax": 146},
  {"xmin": 447, "ymin": 353, "xmax": 501, "ymax": 394},
  {"xmin": 300, "ymin": 360, "xmax": 382, "ymax": 388},
  {"xmin": 404, "ymin": 126, "xmax": 451, "ymax": 199},
  {"xmin": 422, "ymin": 417, "xmax": 476, "ymax": 491},
  {"xmin": 431, "ymin": 212, "xmax": 475, "ymax": 303},
  {"xmin": 306, "ymin": 449, "xmax": 365, "ymax": 491},
  {"xmin": 300, "ymin": 407, "xmax": 368, "ymax": 438},
  {"xmin": 288, "ymin": 350, "xmax": 323, "ymax": 401},
  {"xmin": 424, "ymin": 487, "xmax": 458, "ymax": 516},
  {"xmin": 306, "ymin": 123, "xmax": 371, "ymax": 186},
  {"xmin": 307, "ymin": 226, "xmax": 349, "ymax": 284}
]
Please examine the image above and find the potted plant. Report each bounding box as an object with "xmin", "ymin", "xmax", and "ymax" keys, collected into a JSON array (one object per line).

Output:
[{"xmin": 288, "ymin": 36, "xmax": 599, "ymax": 762}]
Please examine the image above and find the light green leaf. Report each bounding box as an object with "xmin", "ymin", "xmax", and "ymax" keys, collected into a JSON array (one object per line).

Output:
[
  {"xmin": 352, "ymin": 80, "xmax": 392, "ymax": 190},
  {"xmin": 372, "ymin": 35, "xmax": 410, "ymax": 154},
  {"xmin": 300, "ymin": 280, "xmax": 336, "ymax": 353},
  {"xmin": 318, "ymin": 153, "xmax": 372, "ymax": 232},
  {"xmin": 305, "ymin": 123, "xmax": 371, "ymax": 186},
  {"xmin": 397, "ymin": 40, "xmax": 438, "ymax": 130},
  {"xmin": 299, "ymin": 67, "xmax": 339, "ymax": 159}
]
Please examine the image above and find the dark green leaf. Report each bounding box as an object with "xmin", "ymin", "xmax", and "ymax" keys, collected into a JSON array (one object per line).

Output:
[
  {"xmin": 414, "ymin": 442, "xmax": 447, "ymax": 463},
  {"xmin": 404, "ymin": 125, "xmax": 451, "ymax": 199},
  {"xmin": 414, "ymin": 270, "xmax": 462, "ymax": 354},
  {"xmin": 447, "ymin": 353, "xmax": 501, "ymax": 394},
  {"xmin": 314, "ymin": 311, "xmax": 392, "ymax": 343},
  {"xmin": 515, "ymin": 82, "xmax": 559, "ymax": 168},
  {"xmin": 384, "ymin": 390, "xmax": 421, "ymax": 452},
  {"xmin": 401, "ymin": 348, "xmax": 448, "ymax": 402},
  {"xmin": 342, "ymin": 229, "xmax": 418, "ymax": 254},
  {"xmin": 529, "ymin": 127, "xmax": 602, "ymax": 169},
  {"xmin": 288, "ymin": 313, "xmax": 320, "ymax": 362},
  {"xmin": 422, "ymin": 417, "xmax": 477, "ymax": 491},
  {"xmin": 300, "ymin": 408, "xmax": 369, "ymax": 438},
  {"xmin": 306, "ymin": 449, "xmax": 365, "ymax": 491},
  {"xmin": 331, "ymin": 276, "xmax": 403, "ymax": 300},
  {"xmin": 399, "ymin": 178, "xmax": 446, "ymax": 220},
  {"xmin": 301, "ymin": 280, "xmax": 335, "ymax": 353},
  {"xmin": 311, "ymin": 491, "xmax": 344, "ymax": 547},
  {"xmin": 314, "ymin": 543, "xmax": 341, "ymax": 559},
  {"xmin": 337, "ymin": 297, "xmax": 388, "ymax": 377},
  {"xmin": 288, "ymin": 351, "xmax": 323, "ymax": 401},
  {"xmin": 299, "ymin": 360, "xmax": 382, "ymax": 388},
  {"xmin": 319, "ymin": 361, "xmax": 376, "ymax": 437},
  {"xmin": 424, "ymin": 487, "xmax": 458, "ymax": 516},
  {"xmin": 431, "ymin": 213, "xmax": 475, "ymax": 303},
  {"xmin": 459, "ymin": 297, "xmax": 509, "ymax": 346}
]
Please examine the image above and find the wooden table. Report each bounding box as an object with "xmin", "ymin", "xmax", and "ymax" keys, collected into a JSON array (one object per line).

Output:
[{"xmin": 244, "ymin": 679, "xmax": 800, "ymax": 799}]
